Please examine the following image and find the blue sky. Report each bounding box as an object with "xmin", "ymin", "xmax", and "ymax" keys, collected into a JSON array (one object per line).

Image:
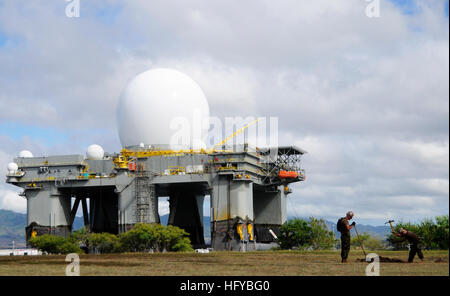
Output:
[
  {"xmin": 93, "ymin": 3, "xmax": 123, "ymax": 24},
  {"xmin": 0, "ymin": 31, "xmax": 6, "ymax": 46},
  {"xmin": 389, "ymin": 0, "xmax": 421, "ymax": 15},
  {"xmin": 0, "ymin": 123, "xmax": 68, "ymax": 144},
  {"xmin": 0, "ymin": 0, "xmax": 448, "ymax": 225},
  {"xmin": 389, "ymin": 0, "xmax": 449, "ymax": 16}
]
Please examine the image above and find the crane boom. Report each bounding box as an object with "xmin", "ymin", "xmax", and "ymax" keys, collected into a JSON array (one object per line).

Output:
[{"xmin": 213, "ymin": 118, "xmax": 260, "ymax": 147}]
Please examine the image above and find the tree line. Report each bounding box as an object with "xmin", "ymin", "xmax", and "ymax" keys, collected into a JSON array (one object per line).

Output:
[{"xmin": 277, "ymin": 215, "xmax": 449, "ymax": 251}]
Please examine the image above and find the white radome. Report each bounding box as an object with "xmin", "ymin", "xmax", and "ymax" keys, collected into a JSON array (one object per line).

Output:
[
  {"xmin": 116, "ymin": 68, "xmax": 210, "ymax": 149},
  {"xmin": 7, "ymin": 162, "xmax": 18, "ymax": 173},
  {"xmin": 18, "ymin": 150, "xmax": 33, "ymax": 158},
  {"xmin": 86, "ymin": 144, "xmax": 105, "ymax": 160}
]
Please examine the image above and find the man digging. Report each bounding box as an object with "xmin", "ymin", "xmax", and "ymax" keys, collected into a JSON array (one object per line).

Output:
[{"xmin": 392, "ymin": 227, "xmax": 424, "ymax": 263}]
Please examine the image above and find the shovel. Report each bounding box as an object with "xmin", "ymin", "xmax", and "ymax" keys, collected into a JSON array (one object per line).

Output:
[{"xmin": 353, "ymin": 224, "xmax": 367, "ymax": 258}]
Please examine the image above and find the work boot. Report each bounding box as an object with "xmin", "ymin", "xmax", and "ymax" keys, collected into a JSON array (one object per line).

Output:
[{"xmin": 341, "ymin": 258, "xmax": 348, "ymax": 263}]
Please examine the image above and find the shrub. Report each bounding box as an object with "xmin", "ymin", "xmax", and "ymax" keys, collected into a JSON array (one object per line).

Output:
[
  {"xmin": 28, "ymin": 234, "xmax": 82, "ymax": 254},
  {"xmin": 364, "ymin": 236, "xmax": 385, "ymax": 250},
  {"xmin": 88, "ymin": 232, "xmax": 121, "ymax": 253},
  {"xmin": 278, "ymin": 218, "xmax": 337, "ymax": 250},
  {"xmin": 162, "ymin": 225, "xmax": 194, "ymax": 252},
  {"xmin": 30, "ymin": 223, "xmax": 195, "ymax": 254},
  {"xmin": 71, "ymin": 227, "xmax": 90, "ymax": 249},
  {"xmin": 278, "ymin": 218, "xmax": 312, "ymax": 250},
  {"xmin": 351, "ymin": 232, "xmax": 385, "ymax": 250},
  {"xmin": 119, "ymin": 223, "xmax": 161, "ymax": 252},
  {"xmin": 351, "ymin": 232, "xmax": 371, "ymax": 249},
  {"xmin": 435, "ymin": 215, "xmax": 449, "ymax": 249},
  {"xmin": 308, "ymin": 217, "xmax": 336, "ymax": 250},
  {"xmin": 59, "ymin": 240, "xmax": 83, "ymax": 254},
  {"xmin": 119, "ymin": 223, "xmax": 193, "ymax": 252}
]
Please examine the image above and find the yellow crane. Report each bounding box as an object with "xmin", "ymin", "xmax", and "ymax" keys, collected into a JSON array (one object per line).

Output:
[
  {"xmin": 212, "ymin": 117, "xmax": 260, "ymax": 148},
  {"xmin": 113, "ymin": 118, "xmax": 261, "ymax": 168}
]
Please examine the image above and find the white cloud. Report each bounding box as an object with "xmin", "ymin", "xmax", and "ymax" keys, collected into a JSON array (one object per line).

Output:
[
  {"xmin": 0, "ymin": 148, "xmax": 26, "ymax": 213},
  {"xmin": 415, "ymin": 178, "xmax": 449, "ymax": 196},
  {"xmin": 0, "ymin": 187, "xmax": 26, "ymax": 214},
  {"xmin": 158, "ymin": 199, "xmax": 170, "ymax": 216}
]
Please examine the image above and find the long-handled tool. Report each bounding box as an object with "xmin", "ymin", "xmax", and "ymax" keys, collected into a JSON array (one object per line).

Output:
[
  {"xmin": 353, "ymin": 224, "xmax": 367, "ymax": 258},
  {"xmin": 385, "ymin": 220, "xmax": 395, "ymax": 232}
]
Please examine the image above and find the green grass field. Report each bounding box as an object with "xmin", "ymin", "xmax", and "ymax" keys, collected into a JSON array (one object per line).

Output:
[{"xmin": 0, "ymin": 250, "xmax": 448, "ymax": 276}]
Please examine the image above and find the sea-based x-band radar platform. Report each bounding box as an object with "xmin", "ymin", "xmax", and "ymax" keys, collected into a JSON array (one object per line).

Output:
[{"xmin": 5, "ymin": 68, "xmax": 307, "ymax": 251}]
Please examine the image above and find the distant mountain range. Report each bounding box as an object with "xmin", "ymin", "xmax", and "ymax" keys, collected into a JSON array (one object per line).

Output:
[
  {"xmin": 0, "ymin": 209, "xmax": 86, "ymax": 249},
  {"xmin": 321, "ymin": 218, "xmax": 390, "ymax": 239},
  {"xmin": 0, "ymin": 209, "xmax": 390, "ymax": 248},
  {"xmin": 0, "ymin": 209, "xmax": 27, "ymax": 248}
]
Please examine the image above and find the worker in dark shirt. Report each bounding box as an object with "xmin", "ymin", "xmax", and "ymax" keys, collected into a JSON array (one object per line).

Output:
[
  {"xmin": 339, "ymin": 211, "xmax": 355, "ymax": 263},
  {"xmin": 393, "ymin": 228, "xmax": 424, "ymax": 263}
]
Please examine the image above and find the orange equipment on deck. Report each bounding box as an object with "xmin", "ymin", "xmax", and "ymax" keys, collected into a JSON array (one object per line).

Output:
[
  {"xmin": 128, "ymin": 162, "xmax": 136, "ymax": 171},
  {"xmin": 278, "ymin": 170, "xmax": 298, "ymax": 179}
]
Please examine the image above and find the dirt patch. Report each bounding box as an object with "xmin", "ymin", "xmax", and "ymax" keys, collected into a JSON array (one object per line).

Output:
[
  {"xmin": 357, "ymin": 256, "xmax": 406, "ymax": 263},
  {"xmin": 432, "ymin": 257, "xmax": 448, "ymax": 263},
  {"xmin": 359, "ymin": 256, "xmax": 449, "ymax": 263}
]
